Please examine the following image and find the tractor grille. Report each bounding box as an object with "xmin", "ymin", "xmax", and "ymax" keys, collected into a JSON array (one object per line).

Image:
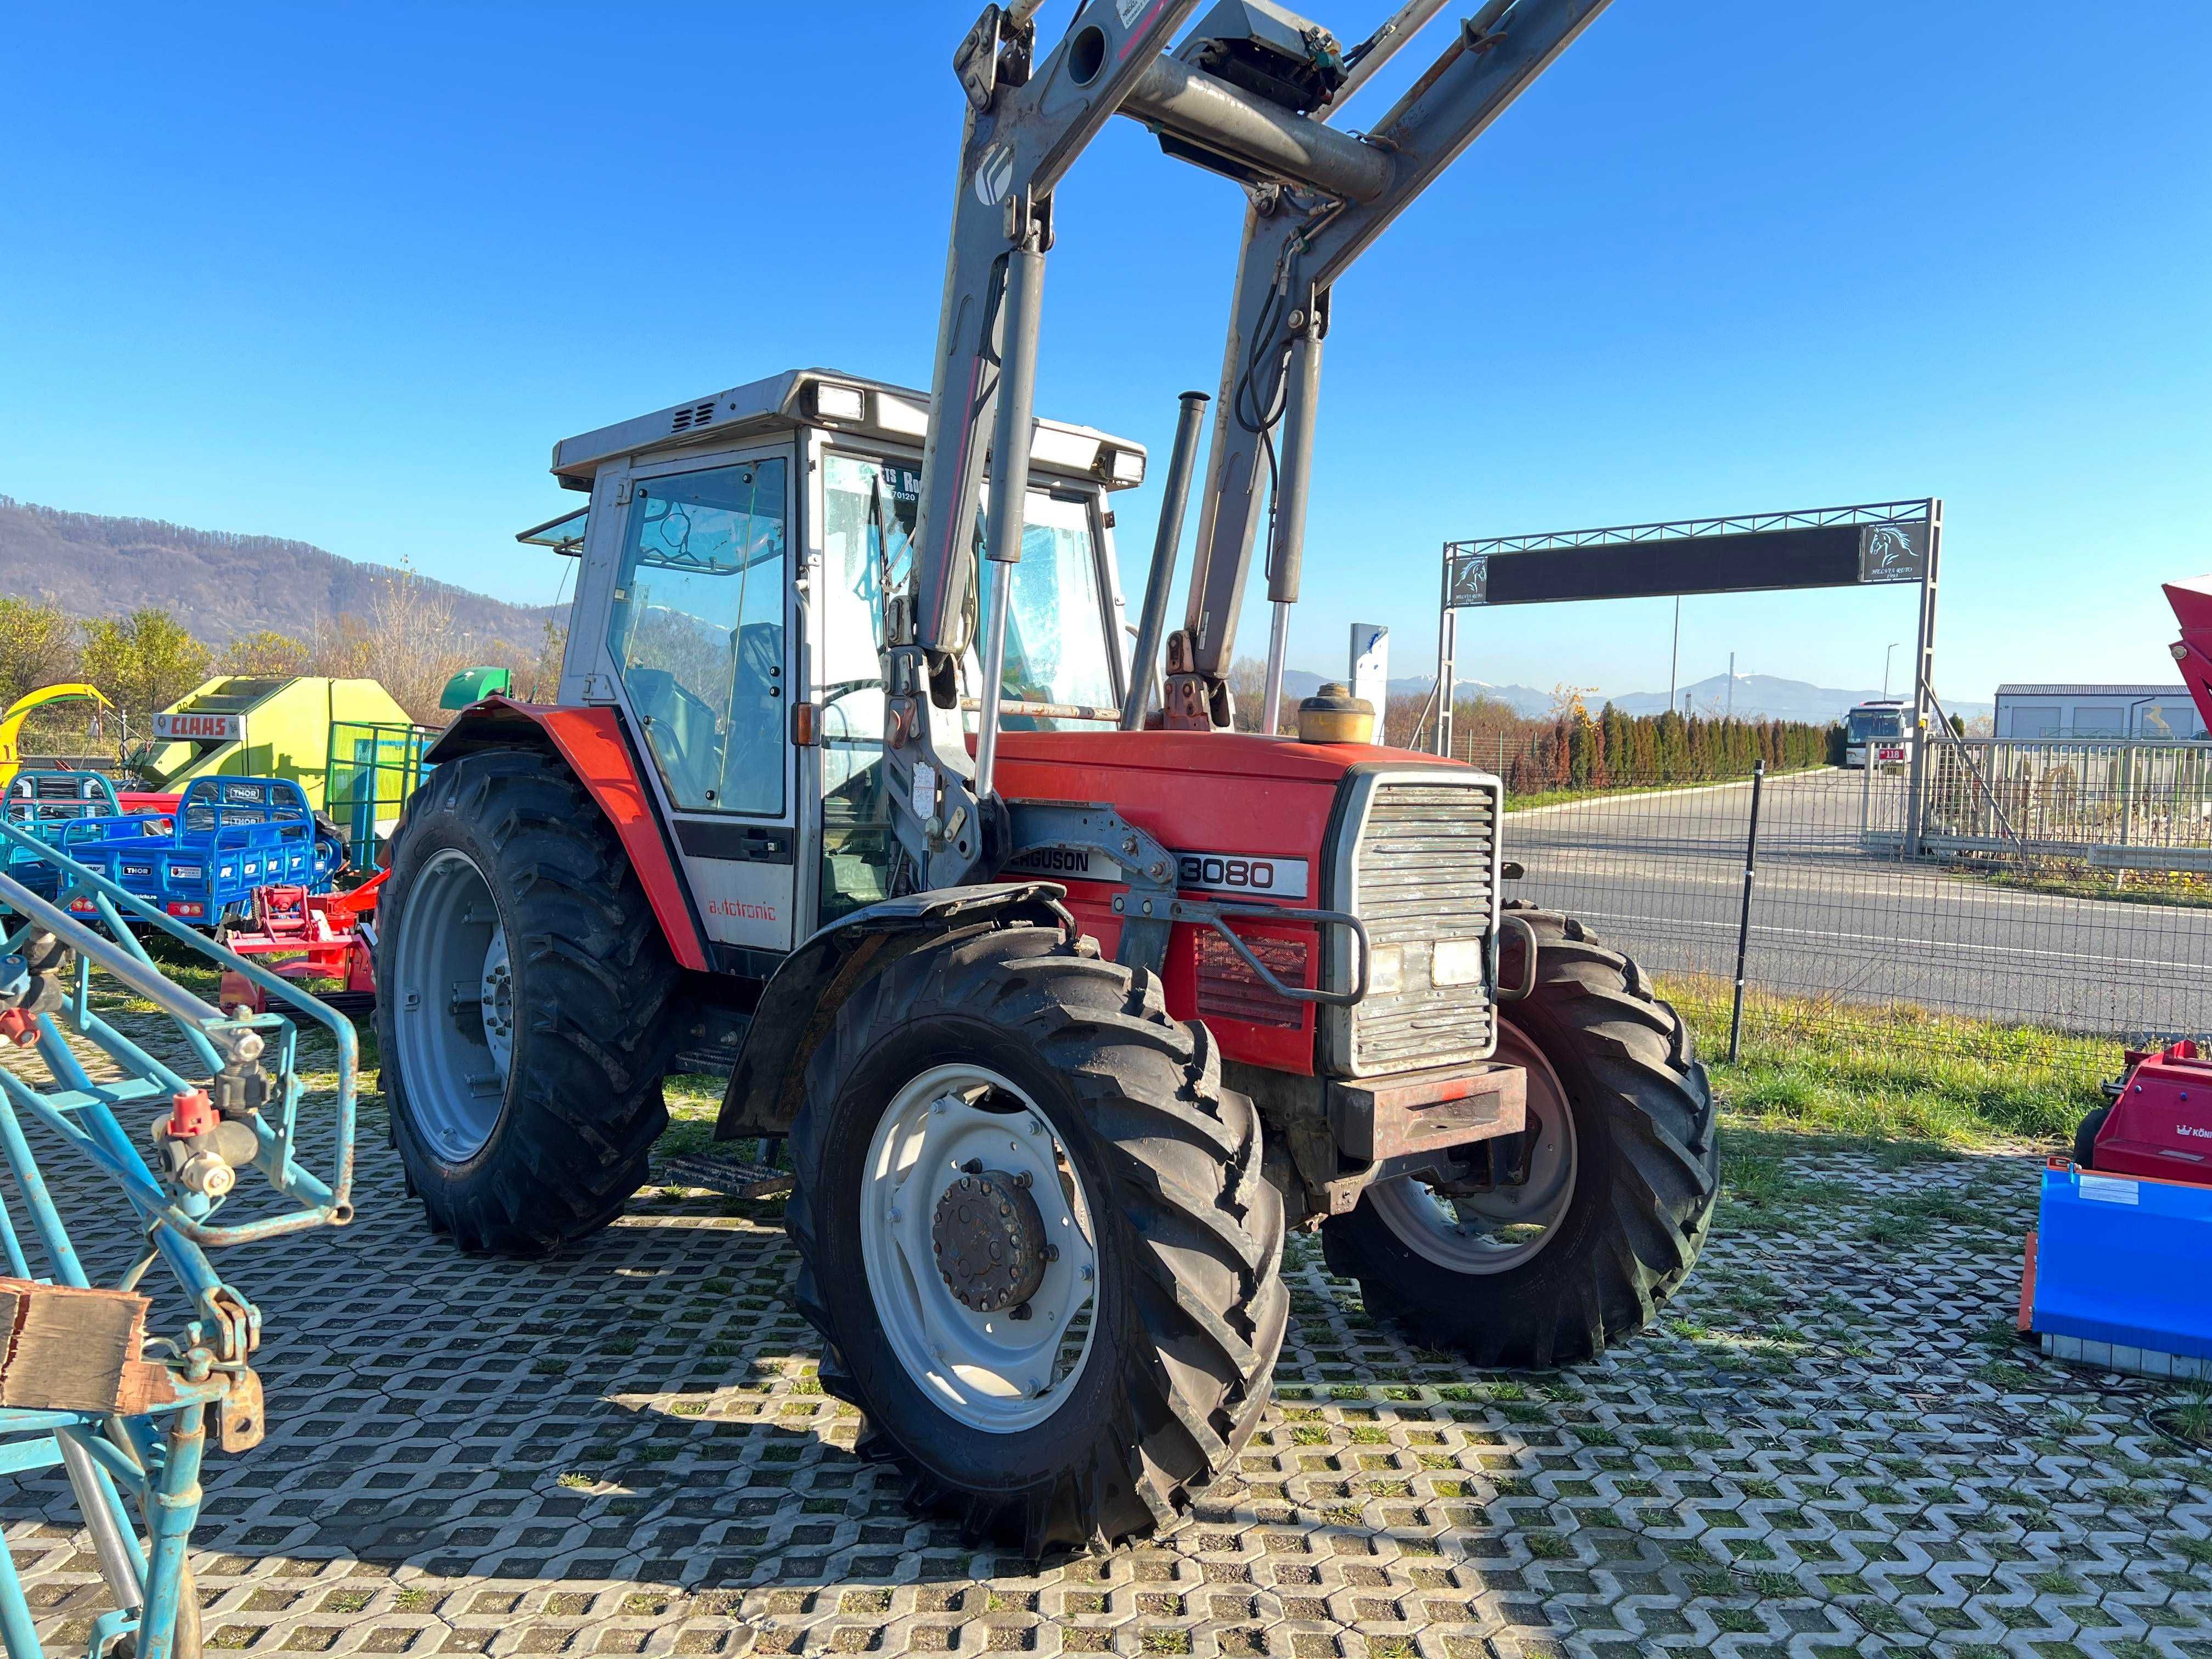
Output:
[{"xmin": 1326, "ymin": 775, "xmax": 1500, "ymax": 1077}]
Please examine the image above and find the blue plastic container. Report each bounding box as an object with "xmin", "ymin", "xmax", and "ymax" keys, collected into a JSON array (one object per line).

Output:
[{"xmin": 2031, "ymin": 1159, "xmax": 2212, "ymax": 1376}]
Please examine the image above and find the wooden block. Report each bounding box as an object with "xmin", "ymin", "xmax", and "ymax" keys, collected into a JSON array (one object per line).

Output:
[{"xmin": 0, "ymin": 1276, "xmax": 152, "ymax": 1414}]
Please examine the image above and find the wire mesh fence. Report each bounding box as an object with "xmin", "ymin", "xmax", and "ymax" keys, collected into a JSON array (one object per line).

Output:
[{"xmin": 1502, "ymin": 760, "xmax": 2212, "ymax": 1093}]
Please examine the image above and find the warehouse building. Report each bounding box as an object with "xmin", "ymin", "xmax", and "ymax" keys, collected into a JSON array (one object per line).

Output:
[{"xmin": 1993, "ymin": 684, "xmax": 2209, "ymax": 740}]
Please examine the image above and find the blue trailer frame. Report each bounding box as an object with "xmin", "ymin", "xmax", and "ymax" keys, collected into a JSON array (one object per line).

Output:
[
  {"xmin": 57, "ymin": 778, "xmax": 341, "ymax": 926},
  {"xmin": 1, "ymin": 774, "xmax": 127, "ymax": 902}
]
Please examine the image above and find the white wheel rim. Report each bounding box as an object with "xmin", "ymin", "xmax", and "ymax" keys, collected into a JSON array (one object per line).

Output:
[
  {"xmin": 391, "ymin": 848, "xmax": 511, "ymax": 1163},
  {"xmin": 1366, "ymin": 1024, "xmax": 1579, "ymax": 1274},
  {"xmin": 858, "ymin": 1064, "xmax": 1099, "ymax": 1434}
]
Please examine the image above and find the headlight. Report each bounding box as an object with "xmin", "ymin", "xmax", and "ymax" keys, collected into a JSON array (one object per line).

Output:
[
  {"xmin": 810, "ymin": 381, "xmax": 867, "ymax": 422},
  {"xmin": 1093, "ymin": 444, "xmax": 1146, "ymax": 487},
  {"xmin": 1431, "ymin": 938, "xmax": 1486, "ymax": 988},
  {"xmin": 1368, "ymin": 945, "xmax": 1404, "ymax": 995}
]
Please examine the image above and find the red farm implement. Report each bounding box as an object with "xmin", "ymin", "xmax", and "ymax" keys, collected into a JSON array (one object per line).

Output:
[{"xmin": 218, "ymin": 872, "xmax": 381, "ymax": 1015}]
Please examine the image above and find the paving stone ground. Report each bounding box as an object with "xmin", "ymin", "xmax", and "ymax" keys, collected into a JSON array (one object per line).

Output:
[{"xmin": 5, "ymin": 1002, "xmax": 2209, "ymax": 1659}]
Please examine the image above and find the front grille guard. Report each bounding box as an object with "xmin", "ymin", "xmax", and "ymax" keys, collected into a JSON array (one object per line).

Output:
[{"xmin": 1111, "ymin": 893, "xmax": 1370, "ymax": 1007}]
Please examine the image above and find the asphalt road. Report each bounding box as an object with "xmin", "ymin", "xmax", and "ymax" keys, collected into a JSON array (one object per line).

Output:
[{"xmin": 1505, "ymin": 769, "xmax": 2212, "ymax": 1040}]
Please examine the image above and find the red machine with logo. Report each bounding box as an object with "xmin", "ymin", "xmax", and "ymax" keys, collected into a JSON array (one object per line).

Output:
[
  {"xmin": 375, "ymin": 1, "xmax": 1723, "ymax": 1556},
  {"xmin": 2079, "ymin": 1042, "xmax": 2212, "ymax": 1185}
]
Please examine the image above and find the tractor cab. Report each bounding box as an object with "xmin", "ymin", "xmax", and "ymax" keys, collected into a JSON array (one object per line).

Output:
[{"xmin": 518, "ymin": 368, "xmax": 1145, "ymax": 957}]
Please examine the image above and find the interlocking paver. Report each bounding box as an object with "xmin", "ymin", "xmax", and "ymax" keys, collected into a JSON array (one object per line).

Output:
[{"xmin": 7, "ymin": 1007, "xmax": 2211, "ymax": 1659}]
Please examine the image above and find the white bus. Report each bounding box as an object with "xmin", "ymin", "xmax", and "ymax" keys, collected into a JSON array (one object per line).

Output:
[{"xmin": 1843, "ymin": 698, "xmax": 1911, "ymax": 769}]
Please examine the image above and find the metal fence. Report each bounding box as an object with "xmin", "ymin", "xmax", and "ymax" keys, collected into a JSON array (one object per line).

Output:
[
  {"xmin": 1918, "ymin": 736, "xmax": 2212, "ymax": 868},
  {"xmin": 325, "ymin": 719, "xmax": 435, "ymax": 868},
  {"xmin": 1503, "ymin": 762, "xmax": 2210, "ymax": 1091}
]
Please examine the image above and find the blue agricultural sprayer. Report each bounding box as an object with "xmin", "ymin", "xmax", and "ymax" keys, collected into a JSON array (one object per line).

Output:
[{"xmin": 0, "ymin": 813, "xmax": 357, "ymax": 1659}]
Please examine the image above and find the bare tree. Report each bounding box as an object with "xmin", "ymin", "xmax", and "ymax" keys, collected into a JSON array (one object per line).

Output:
[{"xmin": 308, "ymin": 564, "xmax": 523, "ymax": 725}]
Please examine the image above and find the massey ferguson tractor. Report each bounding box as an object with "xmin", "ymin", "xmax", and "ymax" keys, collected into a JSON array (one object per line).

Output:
[{"xmin": 377, "ymin": 0, "xmax": 1715, "ymax": 1553}]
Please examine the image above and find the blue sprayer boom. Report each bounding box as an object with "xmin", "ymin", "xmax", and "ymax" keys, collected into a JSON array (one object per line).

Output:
[{"xmin": 0, "ymin": 816, "xmax": 357, "ymax": 1659}]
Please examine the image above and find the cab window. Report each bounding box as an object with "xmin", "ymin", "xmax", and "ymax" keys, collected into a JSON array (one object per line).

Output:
[{"xmin": 607, "ymin": 459, "xmax": 787, "ymax": 815}]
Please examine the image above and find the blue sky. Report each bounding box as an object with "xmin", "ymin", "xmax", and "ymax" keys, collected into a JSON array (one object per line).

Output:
[{"xmin": 3, "ymin": 2, "xmax": 2207, "ymax": 704}]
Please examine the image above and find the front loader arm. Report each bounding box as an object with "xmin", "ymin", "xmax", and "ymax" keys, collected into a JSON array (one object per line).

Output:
[
  {"xmin": 1165, "ymin": 0, "xmax": 1613, "ymax": 727},
  {"xmin": 888, "ymin": 0, "xmax": 1206, "ymax": 891}
]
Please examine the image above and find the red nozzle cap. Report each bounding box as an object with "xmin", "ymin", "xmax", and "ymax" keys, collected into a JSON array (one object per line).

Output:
[
  {"xmin": 0, "ymin": 1010, "xmax": 37, "ymax": 1048},
  {"xmin": 167, "ymin": 1089, "xmax": 217, "ymax": 1139}
]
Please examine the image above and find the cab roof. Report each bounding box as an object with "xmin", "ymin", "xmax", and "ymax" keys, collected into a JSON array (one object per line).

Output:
[{"xmin": 550, "ymin": 367, "xmax": 1147, "ymax": 493}]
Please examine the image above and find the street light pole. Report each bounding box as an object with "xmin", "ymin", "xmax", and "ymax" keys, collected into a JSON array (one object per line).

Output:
[
  {"xmin": 1882, "ymin": 641, "xmax": 1900, "ymax": 699},
  {"xmin": 1668, "ymin": 596, "xmax": 1680, "ymax": 711}
]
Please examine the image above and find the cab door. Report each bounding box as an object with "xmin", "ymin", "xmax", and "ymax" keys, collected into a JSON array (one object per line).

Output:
[{"xmin": 586, "ymin": 444, "xmax": 800, "ymax": 961}]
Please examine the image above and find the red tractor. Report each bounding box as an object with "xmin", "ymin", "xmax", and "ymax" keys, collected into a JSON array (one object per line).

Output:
[{"xmin": 379, "ymin": 0, "xmax": 1714, "ymax": 1553}]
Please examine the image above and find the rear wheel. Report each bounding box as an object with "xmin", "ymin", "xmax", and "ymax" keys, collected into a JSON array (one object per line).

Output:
[
  {"xmin": 1323, "ymin": 906, "xmax": 1717, "ymax": 1367},
  {"xmin": 788, "ymin": 922, "xmax": 1285, "ymax": 1556},
  {"xmin": 376, "ymin": 748, "xmax": 677, "ymax": 1254}
]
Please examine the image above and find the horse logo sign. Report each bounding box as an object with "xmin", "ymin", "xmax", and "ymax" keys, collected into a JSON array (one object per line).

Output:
[{"xmin": 1858, "ymin": 521, "xmax": 1928, "ymax": 583}]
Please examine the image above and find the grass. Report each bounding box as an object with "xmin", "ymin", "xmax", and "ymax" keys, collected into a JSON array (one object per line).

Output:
[
  {"xmin": 1965, "ymin": 857, "xmax": 2212, "ymax": 911},
  {"xmin": 1502, "ymin": 764, "xmax": 1829, "ymax": 815},
  {"xmin": 1665, "ymin": 973, "xmax": 2102, "ymax": 1151}
]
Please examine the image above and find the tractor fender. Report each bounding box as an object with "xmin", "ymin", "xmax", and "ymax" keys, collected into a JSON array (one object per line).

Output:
[
  {"xmin": 714, "ymin": 882, "xmax": 1075, "ymax": 1142},
  {"xmin": 425, "ymin": 697, "xmax": 713, "ymax": 971}
]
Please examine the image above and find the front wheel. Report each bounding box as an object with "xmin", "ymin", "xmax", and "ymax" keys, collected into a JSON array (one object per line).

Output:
[
  {"xmin": 787, "ymin": 922, "xmax": 1286, "ymax": 1556},
  {"xmin": 1323, "ymin": 906, "xmax": 1718, "ymax": 1367}
]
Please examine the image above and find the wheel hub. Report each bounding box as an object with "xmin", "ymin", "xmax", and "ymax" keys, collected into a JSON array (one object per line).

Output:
[
  {"xmin": 931, "ymin": 1167, "xmax": 1049, "ymax": 1312},
  {"xmin": 479, "ymin": 935, "xmax": 515, "ymax": 1071},
  {"xmin": 391, "ymin": 848, "xmax": 512, "ymax": 1164},
  {"xmin": 1367, "ymin": 1022, "xmax": 1580, "ymax": 1274}
]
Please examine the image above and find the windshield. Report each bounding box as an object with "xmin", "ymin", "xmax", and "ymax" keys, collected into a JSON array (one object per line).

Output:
[
  {"xmin": 1847, "ymin": 708, "xmax": 1904, "ymax": 741},
  {"xmin": 815, "ymin": 453, "xmax": 1118, "ymax": 926},
  {"xmin": 817, "ymin": 454, "xmax": 1116, "ymax": 725}
]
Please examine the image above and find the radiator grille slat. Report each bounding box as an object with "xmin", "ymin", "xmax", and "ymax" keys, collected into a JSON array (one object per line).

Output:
[{"xmin": 1349, "ymin": 782, "xmax": 1498, "ymax": 1074}]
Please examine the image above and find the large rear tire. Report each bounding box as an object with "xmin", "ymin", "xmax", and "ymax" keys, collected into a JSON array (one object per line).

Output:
[
  {"xmin": 376, "ymin": 748, "xmax": 678, "ymax": 1255},
  {"xmin": 788, "ymin": 921, "xmax": 1285, "ymax": 1556},
  {"xmin": 1323, "ymin": 905, "xmax": 1717, "ymax": 1367}
]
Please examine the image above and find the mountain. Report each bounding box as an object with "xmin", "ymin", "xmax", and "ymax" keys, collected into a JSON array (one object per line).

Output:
[
  {"xmin": 0, "ymin": 495, "xmax": 552, "ymax": 653},
  {"xmin": 1606, "ymin": 672, "xmax": 1990, "ymax": 723},
  {"xmin": 1282, "ymin": 669, "xmax": 1555, "ymax": 717},
  {"xmin": 1285, "ymin": 665, "xmax": 1991, "ymax": 724}
]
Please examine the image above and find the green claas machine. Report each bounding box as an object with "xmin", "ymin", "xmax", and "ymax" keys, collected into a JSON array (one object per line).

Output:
[{"xmin": 136, "ymin": 676, "xmax": 413, "ymax": 809}]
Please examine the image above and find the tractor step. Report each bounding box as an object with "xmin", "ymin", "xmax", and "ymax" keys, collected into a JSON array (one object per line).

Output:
[
  {"xmin": 660, "ymin": 1153, "xmax": 793, "ymax": 1200},
  {"xmin": 669, "ymin": 1046, "xmax": 741, "ymax": 1079}
]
